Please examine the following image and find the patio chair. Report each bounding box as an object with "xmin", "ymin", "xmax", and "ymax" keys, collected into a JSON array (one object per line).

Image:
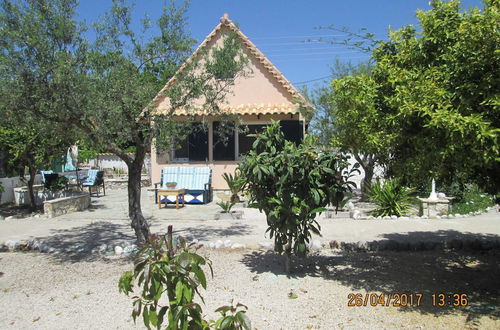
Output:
[
  {"xmin": 81, "ymin": 169, "xmax": 105, "ymax": 197},
  {"xmin": 40, "ymin": 170, "xmax": 54, "ymax": 185}
]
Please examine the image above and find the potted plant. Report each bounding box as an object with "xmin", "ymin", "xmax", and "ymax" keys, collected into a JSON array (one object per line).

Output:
[
  {"xmin": 222, "ymin": 171, "xmax": 246, "ymax": 203},
  {"xmin": 215, "ymin": 201, "xmax": 243, "ymax": 220},
  {"xmin": 165, "ymin": 182, "xmax": 177, "ymax": 189}
]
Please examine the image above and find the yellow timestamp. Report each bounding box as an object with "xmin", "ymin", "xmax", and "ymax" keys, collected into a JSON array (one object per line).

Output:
[{"xmin": 347, "ymin": 293, "xmax": 469, "ymax": 307}]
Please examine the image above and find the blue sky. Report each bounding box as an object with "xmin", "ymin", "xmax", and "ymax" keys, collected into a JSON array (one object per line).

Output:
[{"xmin": 78, "ymin": 0, "xmax": 485, "ymax": 89}]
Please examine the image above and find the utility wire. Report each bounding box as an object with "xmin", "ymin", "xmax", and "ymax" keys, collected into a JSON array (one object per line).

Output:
[
  {"xmin": 291, "ymin": 75, "xmax": 335, "ymax": 85},
  {"xmin": 268, "ymin": 51, "xmax": 361, "ymax": 57}
]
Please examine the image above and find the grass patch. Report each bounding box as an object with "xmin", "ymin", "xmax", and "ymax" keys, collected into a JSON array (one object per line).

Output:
[{"xmin": 450, "ymin": 185, "xmax": 494, "ymax": 215}]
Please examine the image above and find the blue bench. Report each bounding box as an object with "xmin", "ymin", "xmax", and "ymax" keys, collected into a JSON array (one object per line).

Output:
[{"xmin": 154, "ymin": 166, "xmax": 212, "ymax": 204}]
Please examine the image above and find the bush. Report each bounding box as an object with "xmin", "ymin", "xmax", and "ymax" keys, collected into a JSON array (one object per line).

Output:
[
  {"xmin": 216, "ymin": 200, "xmax": 235, "ymax": 213},
  {"xmin": 222, "ymin": 172, "xmax": 246, "ymax": 203},
  {"xmin": 118, "ymin": 226, "xmax": 250, "ymax": 329},
  {"xmin": 369, "ymin": 179, "xmax": 415, "ymax": 217},
  {"xmin": 450, "ymin": 184, "xmax": 494, "ymax": 215},
  {"xmin": 238, "ymin": 121, "xmax": 358, "ymax": 272}
]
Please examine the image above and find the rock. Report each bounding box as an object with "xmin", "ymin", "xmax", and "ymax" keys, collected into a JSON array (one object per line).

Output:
[
  {"xmin": 351, "ymin": 210, "xmax": 362, "ymax": 220},
  {"xmin": 231, "ymin": 243, "xmax": 245, "ymax": 249},
  {"xmin": 5, "ymin": 240, "xmax": 18, "ymax": 251},
  {"xmin": 267, "ymin": 273, "xmax": 278, "ymax": 280},
  {"xmin": 114, "ymin": 246, "xmax": 123, "ymax": 255},
  {"xmin": 376, "ymin": 216, "xmax": 382, "ymax": 220},
  {"xmin": 390, "ymin": 215, "xmax": 398, "ymax": 219},
  {"xmin": 191, "ymin": 239, "xmax": 199, "ymax": 244},
  {"xmin": 382, "ymin": 216, "xmax": 391, "ymax": 220},
  {"xmin": 34, "ymin": 214, "xmax": 40, "ymax": 218},
  {"xmin": 215, "ymin": 240, "xmax": 224, "ymax": 249},
  {"xmin": 347, "ymin": 201, "xmax": 355, "ymax": 211},
  {"xmin": 223, "ymin": 240, "xmax": 232, "ymax": 248},
  {"xmin": 259, "ymin": 242, "xmax": 274, "ymax": 250},
  {"xmin": 436, "ymin": 215, "xmax": 442, "ymax": 219},
  {"xmin": 366, "ymin": 216, "xmax": 375, "ymax": 220},
  {"xmin": 420, "ymin": 215, "xmax": 428, "ymax": 219},
  {"xmin": 356, "ymin": 241, "xmax": 369, "ymax": 251},
  {"xmin": 6, "ymin": 216, "xmax": 14, "ymax": 221},
  {"xmin": 399, "ymin": 216, "xmax": 410, "ymax": 220},
  {"xmin": 308, "ymin": 239, "xmax": 323, "ymax": 251},
  {"xmin": 98, "ymin": 244, "xmax": 107, "ymax": 254},
  {"xmin": 208, "ymin": 242, "xmax": 215, "ymax": 249},
  {"xmin": 29, "ymin": 239, "xmax": 40, "ymax": 250},
  {"xmin": 437, "ymin": 192, "xmax": 446, "ymax": 198},
  {"xmin": 124, "ymin": 245, "xmax": 138, "ymax": 254}
]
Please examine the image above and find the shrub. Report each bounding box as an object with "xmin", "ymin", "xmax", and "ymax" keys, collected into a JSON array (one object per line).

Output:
[
  {"xmin": 118, "ymin": 226, "xmax": 250, "ymax": 329},
  {"xmin": 369, "ymin": 179, "xmax": 415, "ymax": 217},
  {"xmin": 238, "ymin": 121, "xmax": 358, "ymax": 272},
  {"xmin": 450, "ymin": 184, "xmax": 494, "ymax": 215},
  {"xmin": 44, "ymin": 175, "xmax": 68, "ymax": 192},
  {"xmin": 222, "ymin": 172, "xmax": 246, "ymax": 203},
  {"xmin": 216, "ymin": 200, "xmax": 235, "ymax": 213}
]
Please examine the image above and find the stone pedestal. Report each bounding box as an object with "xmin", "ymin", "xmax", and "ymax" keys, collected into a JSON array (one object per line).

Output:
[{"xmin": 418, "ymin": 198, "xmax": 450, "ymax": 218}]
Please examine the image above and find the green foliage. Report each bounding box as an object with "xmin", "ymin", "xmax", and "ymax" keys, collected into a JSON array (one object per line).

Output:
[
  {"xmin": 323, "ymin": 1, "xmax": 499, "ymax": 193},
  {"xmin": 369, "ymin": 179, "xmax": 416, "ymax": 217},
  {"xmin": 44, "ymin": 176, "xmax": 68, "ymax": 192},
  {"xmin": 210, "ymin": 301, "xmax": 251, "ymax": 330},
  {"xmin": 450, "ymin": 184, "xmax": 495, "ymax": 215},
  {"xmin": 78, "ymin": 148, "xmax": 99, "ymax": 164},
  {"xmin": 222, "ymin": 171, "xmax": 246, "ymax": 203},
  {"xmin": 216, "ymin": 200, "xmax": 235, "ymax": 213},
  {"xmin": 118, "ymin": 226, "xmax": 251, "ymax": 330},
  {"xmin": 0, "ymin": 0, "xmax": 83, "ymax": 209},
  {"xmin": 118, "ymin": 229, "xmax": 212, "ymax": 329},
  {"xmin": 238, "ymin": 121, "xmax": 358, "ymax": 272}
]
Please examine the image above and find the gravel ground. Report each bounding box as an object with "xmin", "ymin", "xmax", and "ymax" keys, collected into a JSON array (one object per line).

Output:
[{"xmin": 0, "ymin": 249, "xmax": 499, "ymax": 329}]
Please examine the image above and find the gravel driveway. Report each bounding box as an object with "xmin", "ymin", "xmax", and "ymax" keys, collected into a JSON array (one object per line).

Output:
[{"xmin": 1, "ymin": 248, "xmax": 498, "ymax": 329}]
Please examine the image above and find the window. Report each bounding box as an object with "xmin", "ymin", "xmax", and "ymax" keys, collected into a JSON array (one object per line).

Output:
[
  {"xmin": 280, "ymin": 120, "xmax": 304, "ymax": 145},
  {"xmin": 173, "ymin": 123, "xmax": 209, "ymax": 161},
  {"xmin": 238, "ymin": 124, "xmax": 268, "ymax": 157},
  {"xmin": 213, "ymin": 121, "xmax": 235, "ymax": 161}
]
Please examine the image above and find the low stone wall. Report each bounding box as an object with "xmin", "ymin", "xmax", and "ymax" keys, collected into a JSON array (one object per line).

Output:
[
  {"xmin": 105, "ymin": 177, "xmax": 150, "ymax": 190},
  {"xmin": 43, "ymin": 193, "xmax": 90, "ymax": 218},
  {"xmin": 14, "ymin": 185, "xmax": 74, "ymax": 206}
]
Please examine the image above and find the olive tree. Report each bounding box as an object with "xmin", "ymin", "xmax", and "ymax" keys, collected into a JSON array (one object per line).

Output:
[{"xmin": 238, "ymin": 121, "xmax": 358, "ymax": 273}]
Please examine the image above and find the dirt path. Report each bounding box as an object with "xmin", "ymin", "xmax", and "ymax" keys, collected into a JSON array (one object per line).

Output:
[{"xmin": 0, "ymin": 249, "xmax": 498, "ymax": 329}]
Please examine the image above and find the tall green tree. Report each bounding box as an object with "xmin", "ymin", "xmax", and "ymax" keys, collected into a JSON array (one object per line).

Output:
[
  {"xmin": 325, "ymin": 0, "xmax": 499, "ymax": 193},
  {"xmin": 307, "ymin": 60, "xmax": 387, "ymax": 196},
  {"xmin": 0, "ymin": 0, "xmax": 85, "ymax": 209},
  {"xmin": 372, "ymin": 0, "xmax": 499, "ymax": 191},
  {"xmin": 78, "ymin": 0, "xmax": 247, "ymax": 242}
]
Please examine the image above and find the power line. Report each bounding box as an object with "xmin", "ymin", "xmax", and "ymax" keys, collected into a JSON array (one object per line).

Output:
[
  {"xmin": 263, "ymin": 46, "xmax": 352, "ymax": 53},
  {"xmin": 268, "ymin": 51, "xmax": 361, "ymax": 57},
  {"xmin": 292, "ymin": 75, "xmax": 335, "ymax": 85},
  {"xmin": 272, "ymin": 55, "xmax": 370, "ymax": 63}
]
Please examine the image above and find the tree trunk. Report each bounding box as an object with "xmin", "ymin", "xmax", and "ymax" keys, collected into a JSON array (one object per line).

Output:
[
  {"xmin": 284, "ymin": 233, "xmax": 293, "ymax": 273},
  {"xmin": 27, "ymin": 164, "xmax": 37, "ymax": 211},
  {"xmin": 127, "ymin": 149, "xmax": 150, "ymax": 244},
  {"xmin": 361, "ymin": 163, "xmax": 374, "ymax": 200}
]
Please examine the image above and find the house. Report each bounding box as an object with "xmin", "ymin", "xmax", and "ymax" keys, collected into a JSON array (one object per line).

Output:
[{"xmin": 150, "ymin": 14, "xmax": 309, "ymax": 191}]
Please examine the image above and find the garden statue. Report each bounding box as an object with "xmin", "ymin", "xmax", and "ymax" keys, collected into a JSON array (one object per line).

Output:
[{"xmin": 428, "ymin": 179, "xmax": 438, "ymax": 201}]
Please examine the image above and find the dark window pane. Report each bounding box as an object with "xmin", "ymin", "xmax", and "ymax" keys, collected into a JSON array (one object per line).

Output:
[
  {"xmin": 280, "ymin": 120, "xmax": 303, "ymax": 145},
  {"xmin": 174, "ymin": 138, "xmax": 188, "ymax": 159},
  {"xmin": 189, "ymin": 123, "xmax": 209, "ymax": 161},
  {"xmin": 173, "ymin": 123, "xmax": 208, "ymax": 161},
  {"xmin": 238, "ymin": 124, "xmax": 267, "ymax": 156},
  {"xmin": 213, "ymin": 121, "xmax": 235, "ymax": 161}
]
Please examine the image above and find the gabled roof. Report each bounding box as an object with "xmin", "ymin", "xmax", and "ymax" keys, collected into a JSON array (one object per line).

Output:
[{"xmin": 152, "ymin": 13, "xmax": 310, "ymax": 116}]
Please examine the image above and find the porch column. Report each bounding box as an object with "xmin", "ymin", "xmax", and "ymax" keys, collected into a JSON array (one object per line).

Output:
[{"xmin": 208, "ymin": 121, "xmax": 213, "ymax": 162}]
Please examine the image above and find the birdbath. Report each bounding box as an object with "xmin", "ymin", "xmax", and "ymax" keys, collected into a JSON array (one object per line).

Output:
[{"xmin": 418, "ymin": 179, "xmax": 450, "ymax": 218}]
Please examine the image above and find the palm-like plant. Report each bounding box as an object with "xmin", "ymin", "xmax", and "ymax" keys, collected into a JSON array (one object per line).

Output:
[
  {"xmin": 222, "ymin": 171, "xmax": 246, "ymax": 203},
  {"xmin": 369, "ymin": 179, "xmax": 415, "ymax": 217},
  {"xmin": 216, "ymin": 200, "xmax": 235, "ymax": 213}
]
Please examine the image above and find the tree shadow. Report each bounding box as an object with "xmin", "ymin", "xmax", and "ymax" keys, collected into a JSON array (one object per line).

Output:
[
  {"xmin": 173, "ymin": 223, "xmax": 253, "ymax": 242},
  {"xmin": 241, "ymin": 230, "xmax": 500, "ymax": 323},
  {"xmin": 34, "ymin": 221, "xmax": 136, "ymax": 263}
]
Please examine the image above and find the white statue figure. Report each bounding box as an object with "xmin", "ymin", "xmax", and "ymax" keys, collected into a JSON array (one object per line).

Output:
[{"xmin": 428, "ymin": 179, "xmax": 438, "ymax": 201}]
